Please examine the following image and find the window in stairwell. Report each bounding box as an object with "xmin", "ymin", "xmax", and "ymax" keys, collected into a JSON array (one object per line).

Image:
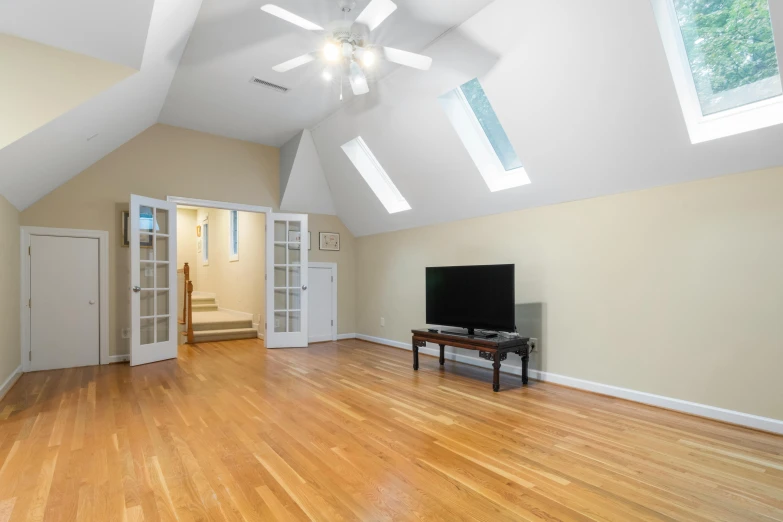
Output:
[
  {"xmin": 202, "ymin": 221, "xmax": 209, "ymax": 266},
  {"xmin": 229, "ymin": 210, "xmax": 239, "ymax": 261}
]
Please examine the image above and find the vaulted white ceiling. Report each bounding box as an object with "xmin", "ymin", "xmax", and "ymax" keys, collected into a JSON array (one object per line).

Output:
[
  {"xmin": 2, "ymin": 0, "xmax": 783, "ymax": 237},
  {"xmin": 158, "ymin": 0, "xmax": 495, "ymax": 146}
]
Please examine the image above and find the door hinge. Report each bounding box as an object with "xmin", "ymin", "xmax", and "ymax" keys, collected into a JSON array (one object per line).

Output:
[
  {"xmin": 331, "ymin": 320, "xmax": 334, "ymax": 326},
  {"xmin": 28, "ymin": 246, "xmax": 31, "ymax": 256},
  {"xmin": 28, "ymin": 351, "xmax": 31, "ymax": 361},
  {"xmin": 28, "ymin": 298, "xmax": 31, "ymax": 308},
  {"xmin": 331, "ymin": 276, "xmax": 334, "ymax": 282}
]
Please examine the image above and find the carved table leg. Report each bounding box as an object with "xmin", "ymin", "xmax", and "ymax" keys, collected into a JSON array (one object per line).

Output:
[
  {"xmin": 413, "ymin": 341, "xmax": 419, "ymax": 371},
  {"xmin": 492, "ymin": 351, "xmax": 501, "ymax": 392},
  {"xmin": 522, "ymin": 351, "xmax": 529, "ymax": 386},
  {"xmin": 439, "ymin": 344, "xmax": 445, "ymax": 366}
]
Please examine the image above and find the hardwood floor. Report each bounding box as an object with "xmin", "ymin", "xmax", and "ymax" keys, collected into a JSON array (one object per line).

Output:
[{"xmin": 0, "ymin": 339, "xmax": 781, "ymax": 521}]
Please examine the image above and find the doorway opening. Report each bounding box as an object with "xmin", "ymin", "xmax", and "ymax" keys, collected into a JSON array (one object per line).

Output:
[{"xmin": 175, "ymin": 204, "xmax": 266, "ymax": 345}]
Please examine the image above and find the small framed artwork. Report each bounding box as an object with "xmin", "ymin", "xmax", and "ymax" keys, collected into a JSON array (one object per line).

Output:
[
  {"xmin": 121, "ymin": 211, "xmax": 130, "ymax": 247},
  {"xmin": 319, "ymin": 232, "xmax": 340, "ymax": 251},
  {"xmin": 121, "ymin": 211, "xmax": 153, "ymax": 248}
]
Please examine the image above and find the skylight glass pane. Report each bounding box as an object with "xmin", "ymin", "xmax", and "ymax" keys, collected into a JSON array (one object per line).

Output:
[
  {"xmin": 341, "ymin": 137, "xmax": 411, "ymax": 214},
  {"xmin": 673, "ymin": 0, "xmax": 782, "ymax": 115},
  {"xmin": 459, "ymin": 79, "xmax": 522, "ymax": 171}
]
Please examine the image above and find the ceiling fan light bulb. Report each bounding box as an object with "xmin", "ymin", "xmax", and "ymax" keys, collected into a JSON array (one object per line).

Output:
[
  {"xmin": 324, "ymin": 42, "xmax": 340, "ymax": 62},
  {"xmin": 362, "ymin": 50, "xmax": 376, "ymax": 67},
  {"xmin": 322, "ymin": 69, "xmax": 333, "ymax": 82}
]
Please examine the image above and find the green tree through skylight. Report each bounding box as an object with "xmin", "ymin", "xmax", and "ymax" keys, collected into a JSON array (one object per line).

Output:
[
  {"xmin": 460, "ymin": 79, "xmax": 522, "ymax": 172},
  {"xmin": 674, "ymin": 0, "xmax": 782, "ymax": 114}
]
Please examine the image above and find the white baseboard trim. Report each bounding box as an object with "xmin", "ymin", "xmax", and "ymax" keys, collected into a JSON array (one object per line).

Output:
[
  {"xmin": 355, "ymin": 334, "xmax": 783, "ymax": 435},
  {"xmin": 336, "ymin": 333, "xmax": 357, "ymax": 340},
  {"xmin": 108, "ymin": 354, "xmax": 130, "ymax": 364},
  {"xmin": 0, "ymin": 365, "xmax": 22, "ymax": 401},
  {"xmin": 309, "ymin": 334, "xmax": 336, "ymax": 343}
]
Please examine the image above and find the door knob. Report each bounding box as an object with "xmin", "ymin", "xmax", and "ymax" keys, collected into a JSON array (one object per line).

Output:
[
  {"xmin": 302, "ymin": 285, "xmax": 307, "ymax": 290},
  {"xmin": 89, "ymin": 300, "xmax": 96, "ymax": 305},
  {"xmin": 133, "ymin": 286, "xmax": 141, "ymax": 293}
]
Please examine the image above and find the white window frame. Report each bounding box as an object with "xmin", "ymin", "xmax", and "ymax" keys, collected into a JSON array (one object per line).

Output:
[
  {"xmin": 651, "ymin": 0, "xmax": 783, "ymax": 143},
  {"xmin": 439, "ymin": 85, "xmax": 530, "ymax": 192},
  {"xmin": 228, "ymin": 210, "xmax": 239, "ymax": 262},
  {"xmin": 201, "ymin": 218, "xmax": 209, "ymax": 266},
  {"xmin": 341, "ymin": 136, "xmax": 411, "ymax": 214}
]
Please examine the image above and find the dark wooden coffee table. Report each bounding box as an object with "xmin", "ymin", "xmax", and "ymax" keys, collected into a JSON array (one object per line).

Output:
[{"xmin": 411, "ymin": 329, "xmax": 530, "ymax": 392}]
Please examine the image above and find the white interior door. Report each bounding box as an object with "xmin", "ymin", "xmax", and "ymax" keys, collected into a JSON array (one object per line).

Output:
[
  {"xmin": 130, "ymin": 195, "xmax": 178, "ymax": 366},
  {"xmin": 308, "ymin": 265, "xmax": 334, "ymax": 343},
  {"xmin": 266, "ymin": 213, "xmax": 308, "ymax": 348},
  {"xmin": 30, "ymin": 235, "xmax": 100, "ymax": 371}
]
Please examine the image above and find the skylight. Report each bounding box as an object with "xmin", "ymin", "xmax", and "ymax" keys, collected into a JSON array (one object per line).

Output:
[
  {"xmin": 439, "ymin": 78, "xmax": 530, "ymax": 192},
  {"xmin": 341, "ymin": 137, "xmax": 411, "ymax": 214},
  {"xmin": 652, "ymin": 0, "xmax": 783, "ymax": 142}
]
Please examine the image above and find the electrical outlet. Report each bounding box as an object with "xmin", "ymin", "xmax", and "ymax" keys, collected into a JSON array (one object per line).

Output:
[
  {"xmin": 121, "ymin": 328, "xmax": 130, "ymax": 339},
  {"xmin": 380, "ymin": 317, "xmax": 385, "ymax": 327}
]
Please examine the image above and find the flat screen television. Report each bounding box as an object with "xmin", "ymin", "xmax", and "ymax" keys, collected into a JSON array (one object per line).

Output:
[{"xmin": 426, "ymin": 264, "xmax": 515, "ymax": 334}]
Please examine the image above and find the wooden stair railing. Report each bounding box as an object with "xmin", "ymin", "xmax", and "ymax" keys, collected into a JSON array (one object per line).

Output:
[
  {"xmin": 179, "ymin": 263, "xmax": 195, "ymax": 344},
  {"xmin": 187, "ymin": 280, "xmax": 194, "ymax": 344}
]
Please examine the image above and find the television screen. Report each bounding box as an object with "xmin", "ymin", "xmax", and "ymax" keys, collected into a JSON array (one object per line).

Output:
[{"xmin": 426, "ymin": 264, "xmax": 515, "ymax": 332}]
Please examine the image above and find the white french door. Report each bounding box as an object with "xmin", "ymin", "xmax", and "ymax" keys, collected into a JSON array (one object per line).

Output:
[
  {"xmin": 130, "ymin": 195, "xmax": 178, "ymax": 366},
  {"xmin": 266, "ymin": 213, "xmax": 309, "ymax": 348}
]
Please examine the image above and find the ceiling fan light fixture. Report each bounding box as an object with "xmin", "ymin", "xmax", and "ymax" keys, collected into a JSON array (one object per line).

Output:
[
  {"xmin": 322, "ymin": 69, "xmax": 333, "ymax": 82},
  {"xmin": 324, "ymin": 42, "xmax": 340, "ymax": 62}
]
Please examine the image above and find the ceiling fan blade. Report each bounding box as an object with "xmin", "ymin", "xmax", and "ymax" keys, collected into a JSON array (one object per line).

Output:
[
  {"xmin": 272, "ymin": 52, "xmax": 317, "ymax": 73},
  {"xmin": 381, "ymin": 47, "xmax": 432, "ymax": 71},
  {"xmin": 354, "ymin": 0, "xmax": 397, "ymax": 31},
  {"xmin": 349, "ymin": 61, "xmax": 370, "ymax": 95},
  {"xmin": 261, "ymin": 4, "xmax": 323, "ymax": 31}
]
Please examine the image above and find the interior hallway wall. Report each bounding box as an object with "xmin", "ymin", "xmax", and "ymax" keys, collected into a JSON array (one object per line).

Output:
[
  {"xmin": 193, "ymin": 208, "xmax": 265, "ymax": 325},
  {"xmin": 176, "ymin": 208, "xmax": 198, "ymax": 287}
]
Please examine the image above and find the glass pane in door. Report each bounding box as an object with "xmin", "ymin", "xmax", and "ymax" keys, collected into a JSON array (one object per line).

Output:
[
  {"xmin": 272, "ymin": 218, "xmax": 304, "ymax": 334},
  {"xmin": 139, "ymin": 207, "xmax": 171, "ymax": 346}
]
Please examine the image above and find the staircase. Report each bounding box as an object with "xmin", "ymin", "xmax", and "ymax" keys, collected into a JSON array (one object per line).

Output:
[{"xmin": 184, "ymin": 291, "xmax": 259, "ymax": 344}]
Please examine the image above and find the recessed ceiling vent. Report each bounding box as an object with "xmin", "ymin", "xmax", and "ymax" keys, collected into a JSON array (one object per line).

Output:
[{"xmin": 249, "ymin": 77, "xmax": 289, "ymax": 93}]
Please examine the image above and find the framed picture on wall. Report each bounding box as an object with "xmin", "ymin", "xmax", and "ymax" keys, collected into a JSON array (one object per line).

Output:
[
  {"xmin": 122, "ymin": 210, "xmax": 153, "ymax": 248},
  {"xmin": 319, "ymin": 232, "xmax": 340, "ymax": 251}
]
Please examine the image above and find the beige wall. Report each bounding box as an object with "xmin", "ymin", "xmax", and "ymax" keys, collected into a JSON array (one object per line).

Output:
[
  {"xmin": 0, "ymin": 34, "xmax": 134, "ymax": 150},
  {"xmin": 0, "ymin": 195, "xmax": 21, "ymax": 383},
  {"xmin": 21, "ymin": 124, "xmax": 280, "ymax": 356},
  {"xmin": 20, "ymin": 123, "xmax": 357, "ymax": 354},
  {"xmin": 308, "ymin": 214, "xmax": 357, "ymax": 335},
  {"xmin": 176, "ymin": 208, "xmax": 199, "ymax": 287},
  {"xmin": 356, "ymin": 166, "xmax": 783, "ymax": 421},
  {"xmin": 192, "ymin": 208, "xmax": 265, "ymax": 324}
]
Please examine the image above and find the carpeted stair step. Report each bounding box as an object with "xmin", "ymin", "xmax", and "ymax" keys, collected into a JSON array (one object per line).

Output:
[
  {"xmin": 192, "ymin": 328, "xmax": 258, "ymax": 343},
  {"xmin": 191, "ymin": 303, "xmax": 219, "ymax": 312},
  {"xmin": 192, "ymin": 316, "xmax": 253, "ymax": 331}
]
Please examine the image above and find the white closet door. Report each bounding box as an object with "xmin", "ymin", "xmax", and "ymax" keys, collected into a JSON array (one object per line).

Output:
[{"xmin": 30, "ymin": 235, "xmax": 99, "ymax": 371}]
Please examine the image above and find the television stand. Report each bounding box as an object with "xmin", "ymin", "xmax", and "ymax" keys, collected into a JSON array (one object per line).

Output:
[{"xmin": 412, "ymin": 329, "xmax": 530, "ymax": 392}]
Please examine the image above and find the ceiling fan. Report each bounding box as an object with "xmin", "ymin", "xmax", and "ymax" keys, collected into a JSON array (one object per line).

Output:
[{"xmin": 261, "ymin": 0, "xmax": 433, "ymax": 98}]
